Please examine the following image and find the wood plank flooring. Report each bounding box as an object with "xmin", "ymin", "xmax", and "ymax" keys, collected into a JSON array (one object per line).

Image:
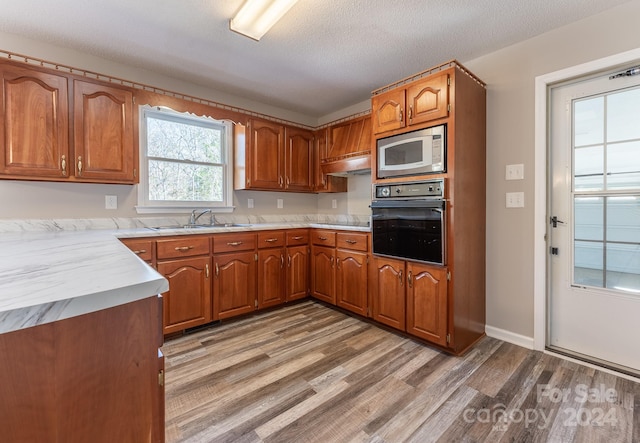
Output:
[{"xmin": 162, "ymin": 301, "xmax": 640, "ymax": 442}]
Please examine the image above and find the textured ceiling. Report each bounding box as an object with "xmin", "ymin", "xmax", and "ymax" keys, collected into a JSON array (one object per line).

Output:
[{"xmin": 0, "ymin": 0, "xmax": 630, "ymax": 117}]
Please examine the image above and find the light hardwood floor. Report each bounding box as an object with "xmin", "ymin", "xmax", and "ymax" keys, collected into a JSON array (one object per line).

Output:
[{"xmin": 163, "ymin": 300, "xmax": 640, "ymax": 442}]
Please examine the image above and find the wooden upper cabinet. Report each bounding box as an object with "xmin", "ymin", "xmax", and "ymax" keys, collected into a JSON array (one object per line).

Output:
[
  {"xmin": 372, "ymin": 71, "xmax": 450, "ymax": 135},
  {"xmin": 248, "ymin": 118, "xmax": 284, "ymax": 189},
  {"xmin": 73, "ymin": 80, "xmax": 136, "ymax": 183},
  {"xmin": 372, "ymin": 88, "xmax": 405, "ymax": 135},
  {"xmin": 284, "ymin": 126, "xmax": 313, "ymax": 191},
  {"xmin": 0, "ymin": 65, "xmax": 70, "ymax": 178},
  {"xmin": 314, "ymin": 128, "xmax": 347, "ymax": 193},
  {"xmin": 406, "ymin": 71, "xmax": 449, "ymax": 126}
]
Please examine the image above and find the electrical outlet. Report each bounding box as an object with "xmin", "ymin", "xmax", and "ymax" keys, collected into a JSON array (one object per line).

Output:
[
  {"xmin": 105, "ymin": 195, "xmax": 117, "ymax": 209},
  {"xmin": 506, "ymin": 192, "xmax": 524, "ymax": 208},
  {"xmin": 506, "ymin": 164, "xmax": 524, "ymax": 180},
  {"xmin": 331, "ymin": 199, "xmax": 337, "ymax": 209},
  {"xmin": 247, "ymin": 198, "xmax": 254, "ymax": 209},
  {"xmin": 277, "ymin": 198, "xmax": 283, "ymax": 209}
]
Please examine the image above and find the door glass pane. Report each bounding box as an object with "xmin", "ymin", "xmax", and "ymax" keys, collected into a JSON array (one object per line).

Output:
[
  {"xmin": 574, "ymin": 96, "xmax": 604, "ymax": 146},
  {"xmin": 574, "ymin": 240, "xmax": 603, "ymax": 287},
  {"xmin": 607, "ymin": 141, "xmax": 640, "ymax": 190},
  {"xmin": 606, "ymin": 244, "xmax": 640, "ymax": 292},
  {"xmin": 606, "ymin": 196, "xmax": 640, "ymax": 243},
  {"xmin": 607, "ymin": 87, "xmax": 640, "ymax": 143},
  {"xmin": 574, "ymin": 146, "xmax": 604, "ymax": 191},
  {"xmin": 574, "ymin": 197, "xmax": 603, "ymax": 240}
]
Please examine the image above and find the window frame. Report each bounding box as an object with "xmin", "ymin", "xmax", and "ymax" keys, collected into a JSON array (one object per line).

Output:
[{"xmin": 136, "ymin": 105, "xmax": 234, "ymax": 214}]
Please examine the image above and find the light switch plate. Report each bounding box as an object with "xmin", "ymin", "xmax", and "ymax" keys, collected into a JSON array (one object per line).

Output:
[
  {"xmin": 247, "ymin": 198, "xmax": 254, "ymax": 209},
  {"xmin": 332, "ymin": 199, "xmax": 337, "ymax": 209},
  {"xmin": 276, "ymin": 198, "xmax": 283, "ymax": 209},
  {"xmin": 506, "ymin": 192, "xmax": 524, "ymax": 208},
  {"xmin": 506, "ymin": 164, "xmax": 524, "ymax": 180}
]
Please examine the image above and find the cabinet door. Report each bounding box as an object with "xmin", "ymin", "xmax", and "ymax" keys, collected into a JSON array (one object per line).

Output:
[
  {"xmin": 370, "ymin": 256, "xmax": 406, "ymax": 331},
  {"xmin": 0, "ymin": 65, "xmax": 69, "ymax": 178},
  {"xmin": 213, "ymin": 251, "xmax": 256, "ymax": 320},
  {"xmin": 73, "ymin": 80, "xmax": 135, "ymax": 183},
  {"xmin": 406, "ymin": 72, "xmax": 449, "ymax": 126},
  {"xmin": 336, "ymin": 249, "xmax": 368, "ymax": 316},
  {"xmin": 406, "ymin": 263, "xmax": 448, "ymax": 346},
  {"xmin": 286, "ymin": 245, "xmax": 309, "ymax": 301},
  {"xmin": 257, "ymin": 247, "xmax": 285, "ymax": 309},
  {"xmin": 371, "ymin": 88, "xmax": 405, "ymax": 134},
  {"xmin": 285, "ymin": 126, "xmax": 313, "ymax": 191},
  {"xmin": 310, "ymin": 245, "xmax": 335, "ymax": 304},
  {"xmin": 158, "ymin": 256, "xmax": 211, "ymax": 334},
  {"xmin": 248, "ymin": 118, "xmax": 284, "ymax": 189}
]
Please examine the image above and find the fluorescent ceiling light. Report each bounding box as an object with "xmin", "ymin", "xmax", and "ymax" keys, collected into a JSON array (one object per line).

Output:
[{"xmin": 230, "ymin": 0, "xmax": 298, "ymax": 41}]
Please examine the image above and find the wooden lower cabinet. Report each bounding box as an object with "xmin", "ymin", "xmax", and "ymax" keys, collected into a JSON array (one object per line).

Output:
[
  {"xmin": 258, "ymin": 247, "xmax": 286, "ymax": 308},
  {"xmin": 335, "ymin": 249, "xmax": 368, "ymax": 316},
  {"xmin": 311, "ymin": 245, "xmax": 335, "ymax": 304},
  {"xmin": 406, "ymin": 262, "xmax": 448, "ymax": 347},
  {"xmin": 157, "ymin": 256, "xmax": 211, "ymax": 334},
  {"xmin": 370, "ymin": 256, "xmax": 406, "ymax": 331},
  {"xmin": 0, "ymin": 296, "xmax": 164, "ymax": 443},
  {"xmin": 214, "ymin": 251, "xmax": 256, "ymax": 320},
  {"xmin": 286, "ymin": 245, "xmax": 309, "ymax": 301}
]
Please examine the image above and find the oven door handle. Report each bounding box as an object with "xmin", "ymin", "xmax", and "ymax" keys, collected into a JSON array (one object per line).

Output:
[{"xmin": 370, "ymin": 200, "xmax": 445, "ymax": 210}]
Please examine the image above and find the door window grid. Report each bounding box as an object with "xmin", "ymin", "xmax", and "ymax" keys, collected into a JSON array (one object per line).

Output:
[{"xmin": 572, "ymin": 86, "xmax": 640, "ymax": 294}]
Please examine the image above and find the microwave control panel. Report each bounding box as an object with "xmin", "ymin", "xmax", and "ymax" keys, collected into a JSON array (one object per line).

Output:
[{"xmin": 374, "ymin": 179, "xmax": 444, "ymax": 199}]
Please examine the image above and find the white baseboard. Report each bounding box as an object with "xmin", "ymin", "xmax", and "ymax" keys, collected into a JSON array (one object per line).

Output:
[{"xmin": 485, "ymin": 325, "xmax": 535, "ymax": 350}]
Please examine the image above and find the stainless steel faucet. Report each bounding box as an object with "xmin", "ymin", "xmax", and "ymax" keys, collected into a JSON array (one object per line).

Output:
[{"xmin": 189, "ymin": 209, "xmax": 212, "ymax": 225}]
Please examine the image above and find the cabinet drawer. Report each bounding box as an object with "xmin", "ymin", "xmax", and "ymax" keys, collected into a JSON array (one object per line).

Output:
[
  {"xmin": 336, "ymin": 232, "xmax": 369, "ymax": 252},
  {"xmin": 257, "ymin": 231, "xmax": 285, "ymax": 249},
  {"xmin": 121, "ymin": 238, "xmax": 153, "ymax": 262},
  {"xmin": 286, "ymin": 229, "xmax": 309, "ymax": 246},
  {"xmin": 156, "ymin": 236, "xmax": 210, "ymax": 260},
  {"xmin": 213, "ymin": 232, "xmax": 256, "ymax": 253},
  {"xmin": 312, "ymin": 229, "xmax": 336, "ymax": 247}
]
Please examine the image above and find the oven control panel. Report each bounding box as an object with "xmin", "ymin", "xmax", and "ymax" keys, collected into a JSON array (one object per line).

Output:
[{"xmin": 374, "ymin": 179, "xmax": 444, "ymax": 199}]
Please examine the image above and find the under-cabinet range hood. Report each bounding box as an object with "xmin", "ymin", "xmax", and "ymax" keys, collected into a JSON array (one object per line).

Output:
[
  {"xmin": 319, "ymin": 113, "xmax": 372, "ymax": 177},
  {"xmin": 321, "ymin": 155, "xmax": 371, "ymax": 176}
]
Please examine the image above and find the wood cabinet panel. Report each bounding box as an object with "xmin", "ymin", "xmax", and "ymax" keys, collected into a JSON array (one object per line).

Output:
[
  {"xmin": 311, "ymin": 245, "xmax": 335, "ymax": 304},
  {"xmin": 158, "ymin": 257, "xmax": 211, "ymax": 334},
  {"xmin": 406, "ymin": 263, "xmax": 448, "ymax": 346},
  {"xmin": 286, "ymin": 228, "xmax": 309, "ymax": 246},
  {"xmin": 336, "ymin": 232, "xmax": 368, "ymax": 252},
  {"xmin": 258, "ymin": 247, "xmax": 285, "ymax": 308},
  {"xmin": 285, "ymin": 126, "xmax": 313, "ymax": 191},
  {"xmin": 312, "ymin": 229, "xmax": 336, "ymax": 247},
  {"xmin": 73, "ymin": 80, "xmax": 135, "ymax": 183},
  {"xmin": 406, "ymin": 72, "xmax": 449, "ymax": 126},
  {"xmin": 213, "ymin": 251, "xmax": 256, "ymax": 320},
  {"xmin": 213, "ymin": 232, "xmax": 256, "ymax": 253},
  {"xmin": 314, "ymin": 128, "xmax": 347, "ymax": 193},
  {"xmin": 0, "ymin": 65, "xmax": 69, "ymax": 178},
  {"xmin": 257, "ymin": 230, "xmax": 285, "ymax": 249},
  {"xmin": 335, "ymin": 249, "xmax": 368, "ymax": 316},
  {"xmin": 0, "ymin": 296, "xmax": 163, "ymax": 443},
  {"xmin": 121, "ymin": 238, "xmax": 154, "ymax": 263},
  {"xmin": 156, "ymin": 236, "xmax": 210, "ymax": 260},
  {"xmin": 286, "ymin": 245, "xmax": 309, "ymax": 301},
  {"xmin": 370, "ymin": 256, "xmax": 406, "ymax": 331},
  {"xmin": 372, "ymin": 88, "xmax": 405, "ymax": 134},
  {"xmin": 248, "ymin": 118, "xmax": 284, "ymax": 189}
]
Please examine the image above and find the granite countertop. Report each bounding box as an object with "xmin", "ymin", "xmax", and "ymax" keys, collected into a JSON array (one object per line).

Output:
[{"xmin": 0, "ymin": 218, "xmax": 370, "ymax": 334}]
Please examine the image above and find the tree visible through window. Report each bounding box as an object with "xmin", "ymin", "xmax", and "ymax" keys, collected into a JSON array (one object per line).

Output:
[{"xmin": 139, "ymin": 107, "xmax": 232, "ymax": 210}]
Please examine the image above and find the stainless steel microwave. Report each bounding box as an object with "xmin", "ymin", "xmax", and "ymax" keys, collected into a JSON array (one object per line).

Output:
[{"xmin": 376, "ymin": 124, "xmax": 446, "ymax": 178}]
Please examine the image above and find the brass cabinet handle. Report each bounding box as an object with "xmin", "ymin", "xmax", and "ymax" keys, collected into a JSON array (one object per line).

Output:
[
  {"xmin": 279, "ymin": 176, "xmax": 283, "ymax": 187},
  {"xmin": 408, "ymin": 271, "xmax": 413, "ymax": 288},
  {"xmin": 226, "ymin": 241, "xmax": 243, "ymax": 246},
  {"xmin": 409, "ymin": 105, "xmax": 413, "ymax": 122},
  {"xmin": 330, "ymin": 256, "xmax": 334, "ymax": 267},
  {"xmin": 345, "ymin": 239, "xmax": 357, "ymax": 244},
  {"xmin": 215, "ymin": 262, "xmax": 219, "ymax": 277},
  {"xmin": 399, "ymin": 108, "xmax": 403, "ymax": 123},
  {"xmin": 292, "ymin": 236, "xmax": 304, "ymax": 241},
  {"xmin": 318, "ymin": 236, "xmax": 328, "ymax": 241},
  {"xmin": 205, "ymin": 263, "xmax": 210, "ymax": 278},
  {"xmin": 286, "ymin": 176, "xmax": 290, "ymax": 186},
  {"xmin": 288, "ymin": 255, "xmax": 291, "ymax": 267},
  {"xmin": 77, "ymin": 156, "xmax": 83, "ymax": 175},
  {"xmin": 61, "ymin": 155, "xmax": 67, "ymax": 176},
  {"xmin": 336, "ymin": 257, "xmax": 340, "ymax": 270},
  {"xmin": 280, "ymin": 254, "xmax": 284, "ymax": 268},
  {"xmin": 264, "ymin": 238, "xmax": 279, "ymax": 243},
  {"xmin": 174, "ymin": 246, "xmax": 194, "ymax": 252},
  {"xmin": 132, "ymin": 249, "xmax": 147, "ymax": 255},
  {"xmin": 399, "ymin": 269, "xmax": 403, "ymax": 286}
]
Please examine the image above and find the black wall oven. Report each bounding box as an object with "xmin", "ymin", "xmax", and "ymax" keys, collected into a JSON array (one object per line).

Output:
[{"xmin": 371, "ymin": 179, "xmax": 445, "ymax": 265}]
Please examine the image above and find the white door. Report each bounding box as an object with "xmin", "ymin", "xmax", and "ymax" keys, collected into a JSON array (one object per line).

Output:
[{"xmin": 549, "ymin": 65, "xmax": 640, "ymax": 374}]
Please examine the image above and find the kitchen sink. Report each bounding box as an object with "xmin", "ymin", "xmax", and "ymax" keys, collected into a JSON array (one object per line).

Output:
[{"xmin": 147, "ymin": 223, "xmax": 251, "ymax": 230}]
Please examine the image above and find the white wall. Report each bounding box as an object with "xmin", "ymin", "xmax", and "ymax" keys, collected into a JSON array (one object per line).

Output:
[{"xmin": 464, "ymin": 0, "xmax": 640, "ymax": 339}]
